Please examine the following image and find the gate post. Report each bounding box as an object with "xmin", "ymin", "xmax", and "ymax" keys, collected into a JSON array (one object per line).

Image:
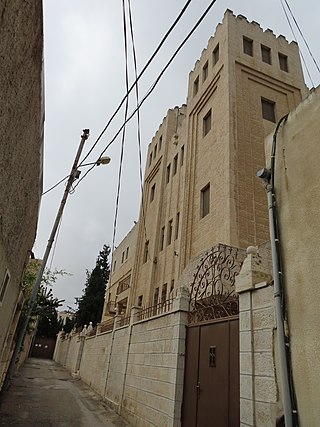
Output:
[{"xmin": 236, "ymin": 245, "xmax": 282, "ymax": 426}]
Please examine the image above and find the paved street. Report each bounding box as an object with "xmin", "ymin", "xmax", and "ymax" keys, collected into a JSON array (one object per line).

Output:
[{"xmin": 0, "ymin": 358, "xmax": 129, "ymax": 427}]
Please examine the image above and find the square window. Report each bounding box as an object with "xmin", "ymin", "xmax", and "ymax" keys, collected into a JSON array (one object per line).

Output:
[
  {"xmin": 180, "ymin": 145, "xmax": 184, "ymax": 166},
  {"xmin": 201, "ymin": 184, "xmax": 210, "ymax": 218},
  {"xmin": 143, "ymin": 240, "xmax": 149, "ymax": 263},
  {"xmin": 243, "ymin": 37, "xmax": 253, "ymax": 56},
  {"xmin": 279, "ymin": 53, "xmax": 288, "ymax": 72},
  {"xmin": 261, "ymin": 98, "xmax": 276, "ymax": 122},
  {"xmin": 173, "ymin": 154, "xmax": 178, "ymax": 175},
  {"xmin": 202, "ymin": 61, "xmax": 208, "ymax": 82},
  {"xmin": 213, "ymin": 44, "xmax": 219, "ymax": 65},
  {"xmin": 261, "ymin": 45, "xmax": 271, "ymax": 64},
  {"xmin": 193, "ymin": 76, "xmax": 199, "ymax": 96},
  {"xmin": 150, "ymin": 183, "xmax": 155, "ymax": 202},
  {"xmin": 203, "ymin": 109, "xmax": 212, "ymax": 137},
  {"xmin": 166, "ymin": 164, "xmax": 171, "ymax": 184}
]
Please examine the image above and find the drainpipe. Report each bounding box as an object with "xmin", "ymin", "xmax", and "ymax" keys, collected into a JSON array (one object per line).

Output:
[{"xmin": 257, "ymin": 114, "xmax": 297, "ymax": 427}]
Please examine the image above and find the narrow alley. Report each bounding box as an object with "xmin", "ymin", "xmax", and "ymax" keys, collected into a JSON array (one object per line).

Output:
[{"xmin": 0, "ymin": 358, "xmax": 128, "ymax": 427}]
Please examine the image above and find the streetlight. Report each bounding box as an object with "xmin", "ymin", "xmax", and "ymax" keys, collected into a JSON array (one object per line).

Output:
[{"xmin": 4, "ymin": 130, "xmax": 111, "ymax": 388}]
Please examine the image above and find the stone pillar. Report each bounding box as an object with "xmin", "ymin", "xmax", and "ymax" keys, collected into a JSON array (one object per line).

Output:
[
  {"xmin": 236, "ymin": 245, "xmax": 282, "ymax": 427},
  {"xmin": 172, "ymin": 286, "xmax": 189, "ymax": 312},
  {"xmin": 130, "ymin": 306, "xmax": 142, "ymax": 324}
]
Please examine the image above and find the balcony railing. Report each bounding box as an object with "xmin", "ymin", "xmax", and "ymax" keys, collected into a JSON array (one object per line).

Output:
[
  {"xmin": 99, "ymin": 318, "xmax": 115, "ymax": 333},
  {"xmin": 137, "ymin": 297, "xmax": 174, "ymax": 321}
]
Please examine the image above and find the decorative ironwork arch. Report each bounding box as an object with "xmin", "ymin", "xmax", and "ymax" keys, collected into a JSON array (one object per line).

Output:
[{"xmin": 189, "ymin": 244, "xmax": 246, "ymax": 324}]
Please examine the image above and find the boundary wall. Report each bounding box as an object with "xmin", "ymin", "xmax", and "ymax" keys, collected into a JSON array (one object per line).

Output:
[{"xmin": 54, "ymin": 289, "xmax": 189, "ymax": 427}]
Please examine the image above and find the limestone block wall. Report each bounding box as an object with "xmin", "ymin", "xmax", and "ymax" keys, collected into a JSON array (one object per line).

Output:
[
  {"xmin": 54, "ymin": 292, "xmax": 189, "ymax": 427},
  {"xmin": 236, "ymin": 245, "xmax": 282, "ymax": 426}
]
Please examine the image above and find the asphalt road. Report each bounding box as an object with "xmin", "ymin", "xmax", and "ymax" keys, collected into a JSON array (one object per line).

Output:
[{"xmin": 0, "ymin": 358, "xmax": 129, "ymax": 427}]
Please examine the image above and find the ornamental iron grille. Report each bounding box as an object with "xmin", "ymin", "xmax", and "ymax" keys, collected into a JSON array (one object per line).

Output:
[{"xmin": 188, "ymin": 244, "xmax": 246, "ymax": 324}]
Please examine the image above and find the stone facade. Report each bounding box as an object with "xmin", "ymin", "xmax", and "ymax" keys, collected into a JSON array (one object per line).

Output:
[
  {"xmin": 104, "ymin": 9, "xmax": 307, "ymax": 318},
  {"xmin": 0, "ymin": 0, "xmax": 44, "ymax": 388}
]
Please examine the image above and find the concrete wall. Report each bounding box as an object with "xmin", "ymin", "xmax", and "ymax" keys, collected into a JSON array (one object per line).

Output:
[
  {"xmin": 265, "ymin": 87, "xmax": 320, "ymax": 426},
  {"xmin": 54, "ymin": 291, "xmax": 188, "ymax": 427},
  {"xmin": 0, "ymin": 0, "xmax": 44, "ymax": 388}
]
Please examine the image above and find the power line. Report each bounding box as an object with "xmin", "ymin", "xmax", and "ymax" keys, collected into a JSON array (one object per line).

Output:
[
  {"xmin": 127, "ymin": 0, "xmax": 148, "ymax": 245},
  {"xmin": 279, "ymin": 0, "xmax": 315, "ymax": 87},
  {"xmin": 45, "ymin": 0, "xmax": 193, "ymax": 196},
  {"xmin": 42, "ymin": 174, "xmax": 69, "ymax": 196},
  {"xmin": 283, "ymin": 0, "xmax": 320, "ymax": 75},
  {"xmin": 77, "ymin": 0, "xmax": 193, "ymax": 169},
  {"xmin": 73, "ymin": 0, "xmax": 218, "ymax": 190},
  {"xmin": 111, "ymin": 0, "xmax": 130, "ymax": 255}
]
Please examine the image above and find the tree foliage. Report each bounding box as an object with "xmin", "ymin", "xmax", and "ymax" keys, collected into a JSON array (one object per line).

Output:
[
  {"xmin": 75, "ymin": 245, "xmax": 110, "ymax": 328},
  {"xmin": 23, "ymin": 260, "xmax": 66, "ymax": 337}
]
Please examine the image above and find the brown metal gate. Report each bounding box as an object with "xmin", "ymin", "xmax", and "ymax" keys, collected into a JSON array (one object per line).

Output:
[
  {"xmin": 30, "ymin": 337, "xmax": 56, "ymax": 359},
  {"xmin": 182, "ymin": 244, "xmax": 245, "ymax": 427}
]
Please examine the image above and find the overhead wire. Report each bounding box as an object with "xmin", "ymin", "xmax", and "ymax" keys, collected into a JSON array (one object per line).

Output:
[
  {"xmin": 279, "ymin": 0, "xmax": 315, "ymax": 87},
  {"xmin": 73, "ymin": 0, "xmax": 219, "ymax": 190},
  {"xmin": 127, "ymin": 0, "xmax": 148, "ymax": 246},
  {"xmin": 42, "ymin": 174, "xmax": 70, "ymax": 196},
  {"xmin": 111, "ymin": 0, "xmax": 130, "ymax": 255},
  {"xmin": 77, "ymin": 0, "xmax": 193, "ymax": 169},
  {"xmin": 283, "ymin": 0, "xmax": 320, "ymax": 75}
]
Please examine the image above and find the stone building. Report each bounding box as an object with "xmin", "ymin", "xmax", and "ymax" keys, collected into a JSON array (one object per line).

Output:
[
  {"xmin": 0, "ymin": 1, "xmax": 44, "ymax": 388},
  {"xmin": 104, "ymin": 9, "xmax": 308, "ymax": 318}
]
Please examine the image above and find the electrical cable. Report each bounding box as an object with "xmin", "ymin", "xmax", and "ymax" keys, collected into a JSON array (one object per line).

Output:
[
  {"xmin": 279, "ymin": 0, "xmax": 315, "ymax": 87},
  {"xmin": 73, "ymin": 0, "xmax": 218, "ymax": 190},
  {"xmin": 111, "ymin": 0, "xmax": 130, "ymax": 255},
  {"xmin": 77, "ymin": 0, "xmax": 193, "ymax": 169},
  {"xmin": 283, "ymin": 0, "xmax": 320, "ymax": 75},
  {"xmin": 42, "ymin": 174, "xmax": 70, "ymax": 196},
  {"xmin": 127, "ymin": 0, "xmax": 148, "ymax": 247}
]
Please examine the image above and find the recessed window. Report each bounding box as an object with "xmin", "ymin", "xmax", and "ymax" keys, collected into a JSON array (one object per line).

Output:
[
  {"xmin": 279, "ymin": 53, "xmax": 288, "ymax": 72},
  {"xmin": 138, "ymin": 295, "xmax": 143, "ymax": 307},
  {"xmin": 153, "ymin": 287, "xmax": 159, "ymax": 306},
  {"xmin": 261, "ymin": 98, "xmax": 276, "ymax": 122},
  {"xmin": 159, "ymin": 135, "xmax": 163, "ymax": 151},
  {"xmin": 160, "ymin": 226, "xmax": 165, "ymax": 251},
  {"xmin": 113, "ymin": 260, "xmax": 116, "ymax": 272},
  {"xmin": 126, "ymin": 247, "xmax": 129, "ymax": 259},
  {"xmin": 167, "ymin": 220, "xmax": 173, "ymax": 245},
  {"xmin": 154, "ymin": 144, "xmax": 157, "ymax": 158},
  {"xmin": 0, "ymin": 270, "xmax": 10, "ymax": 305},
  {"xmin": 203, "ymin": 109, "xmax": 212, "ymax": 137},
  {"xmin": 175, "ymin": 212, "xmax": 180, "ymax": 240},
  {"xmin": 213, "ymin": 44, "xmax": 219, "ymax": 65},
  {"xmin": 143, "ymin": 240, "xmax": 149, "ymax": 263},
  {"xmin": 261, "ymin": 45, "xmax": 271, "ymax": 64},
  {"xmin": 170, "ymin": 280, "xmax": 175, "ymax": 294},
  {"xmin": 149, "ymin": 152, "xmax": 152, "ymax": 166},
  {"xmin": 180, "ymin": 145, "xmax": 184, "ymax": 166},
  {"xmin": 193, "ymin": 76, "xmax": 199, "ymax": 96},
  {"xmin": 201, "ymin": 183, "xmax": 210, "ymax": 218},
  {"xmin": 150, "ymin": 183, "xmax": 156, "ymax": 202},
  {"xmin": 202, "ymin": 61, "xmax": 208, "ymax": 82},
  {"xmin": 173, "ymin": 154, "xmax": 178, "ymax": 175},
  {"xmin": 121, "ymin": 251, "xmax": 125, "ymax": 263},
  {"xmin": 161, "ymin": 284, "xmax": 167, "ymax": 304},
  {"xmin": 243, "ymin": 37, "xmax": 253, "ymax": 56},
  {"xmin": 166, "ymin": 164, "xmax": 171, "ymax": 184}
]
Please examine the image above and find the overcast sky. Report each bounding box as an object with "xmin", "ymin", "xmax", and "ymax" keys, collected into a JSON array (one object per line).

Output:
[{"xmin": 36, "ymin": 0, "xmax": 320, "ymax": 310}]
